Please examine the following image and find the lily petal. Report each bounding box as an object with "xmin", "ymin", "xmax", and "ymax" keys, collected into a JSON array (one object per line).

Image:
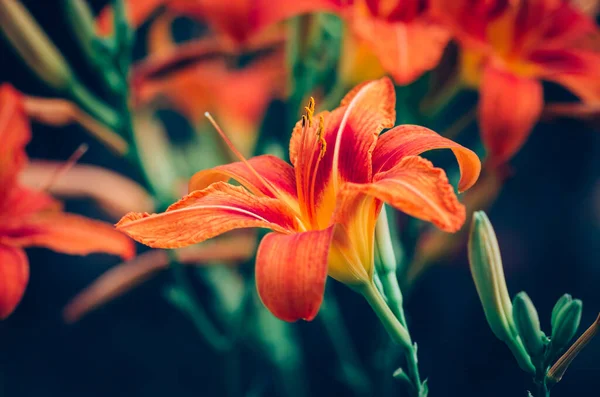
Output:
[
  {"xmin": 372, "ymin": 125, "xmax": 481, "ymax": 192},
  {"xmin": 290, "ymin": 78, "xmax": 395, "ymax": 225},
  {"xmin": 3, "ymin": 212, "xmax": 134, "ymax": 260},
  {"xmin": 0, "ymin": 184, "xmax": 59, "ymax": 219},
  {"xmin": 0, "ymin": 84, "xmax": 29, "ymax": 195},
  {"xmin": 351, "ymin": 14, "xmax": 450, "ymax": 85},
  {"xmin": 189, "ymin": 154, "xmax": 298, "ymax": 210},
  {"xmin": 537, "ymin": 50, "xmax": 600, "ymax": 104},
  {"xmin": 20, "ymin": 161, "xmax": 154, "ymax": 219},
  {"xmin": 116, "ymin": 182, "xmax": 298, "ymax": 248},
  {"xmin": 480, "ymin": 65, "xmax": 543, "ymax": 164},
  {"xmin": 346, "ymin": 156, "xmax": 466, "ymax": 232},
  {"xmin": 0, "ymin": 245, "xmax": 29, "ymax": 319},
  {"xmin": 329, "ymin": 189, "xmax": 379, "ymax": 284},
  {"xmin": 256, "ymin": 226, "xmax": 334, "ymax": 322}
]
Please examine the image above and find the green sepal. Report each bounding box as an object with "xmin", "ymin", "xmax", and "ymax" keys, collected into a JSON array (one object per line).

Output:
[
  {"xmin": 513, "ymin": 292, "xmax": 546, "ymax": 358},
  {"xmin": 551, "ymin": 299, "xmax": 582, "ymax": 353},
  {"xmin": 393, "ymin": 367, "xmax": 412, "ymax": 384},
  {"xmin": 551, "ymin": 294, "xmax": 573, "ymax": 329}
]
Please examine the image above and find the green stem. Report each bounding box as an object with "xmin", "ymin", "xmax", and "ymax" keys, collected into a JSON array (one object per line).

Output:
[
  {"xmin": 167, "ymin": 252, "xmax": 233, "ymax": 352},
  {"xmin": 67, "ymin": 79, "xmax": 121, "ymax": 130},
  {"xmin": 419, "ymin": 74, "xmax": 464, "ymax": 119},
  {"xmin": 320, "ymin": 289, "xmax": 372, "ymax": 395},
  {"xmin": 439, "ymin": 106, "xmax": 477, "ymax": 140},
  {"xmin": 359, "ymin": 282, "xmax": 424, "ymax": 396},
  {"xmin": 536, "ymin": 381, "xmax": 550, "ymax": 397},
  {"xmin": 375, "ymin": 207, "xmax": 407, "ymax": 327}
]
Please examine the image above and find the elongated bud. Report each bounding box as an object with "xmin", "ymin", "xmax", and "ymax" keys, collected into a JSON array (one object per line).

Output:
[
  {"xmin": 468, "ymin": 211, "xmax": 534, "ymax": 373},
  {"xmin": 551, "ymin": 299, "xmax": 583, "ymax": 352},
  {"xmin": 63, "ymin": 0, "xmax": 96, "ymax": 60},
  {"xmin": 513, "ymin": 292, "xmax": 546, "ymax": 358},
  {"xmin": 0, "ymin": 0, "xmax": 72, "ymax": 89},
  {"xmin": 551, "ymin": 294, "xmax": 572, "ymax": 329}
]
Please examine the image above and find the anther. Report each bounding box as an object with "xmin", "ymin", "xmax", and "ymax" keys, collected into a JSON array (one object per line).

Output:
[{"xmin": 317, "ymin": 115, "xmax": 326, "ymax": 159}]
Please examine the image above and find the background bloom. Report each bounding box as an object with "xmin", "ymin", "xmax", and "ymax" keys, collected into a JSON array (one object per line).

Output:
[
  {"xmin": 0, "ymin": 84, "xmax": 134, "ymax": 319},
  {"xmin": 434, "ymin": 0, "xmax": 600, "ymax": 163}
]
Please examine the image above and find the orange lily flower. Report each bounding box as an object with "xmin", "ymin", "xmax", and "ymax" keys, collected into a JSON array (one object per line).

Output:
[
  {"xmin": 0, "ymin": 84, "xmax": 135, "ymax": 319},
  {"xmin": 116, "ymin": 78, "xmax": 481, "ymax": 322},
  {"xmin": 433, "ymin": 0, "xmax": 600, "ymax": 163},
  {"xmin": 340, "ymin": 0, "xmax": 451, "ymax": 85}
]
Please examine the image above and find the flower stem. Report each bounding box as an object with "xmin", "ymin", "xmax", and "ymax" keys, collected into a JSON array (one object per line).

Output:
[
  {"xmin": 536, "ymin": 381, "xmax": 550, "ymax": 397},
  {"xmin": 320, "ymin": 289, "xmax": 372, "ymax": 395},
  {"xmin": 166, "ymin": 251, "xmax": 233, "ymax": 352},
  {"xmin": 359, "ymin": 282, "xmax": 424, "ymax": 396},
  {"xmin": 67, "ymin": 79, "xmax": 121, "ymax": 131},
  {"xmin": 419, "ymin": 73, "xmax": 464, "ymax": 118}
]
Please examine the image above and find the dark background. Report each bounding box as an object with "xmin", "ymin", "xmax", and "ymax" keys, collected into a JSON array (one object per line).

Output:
[{"xmin": 1, "ymin": 1, "xmax": 598, "ymax": 396}]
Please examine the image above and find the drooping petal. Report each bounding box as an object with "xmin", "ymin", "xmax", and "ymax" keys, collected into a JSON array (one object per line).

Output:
[
  {"xmin": 351, "ymin": 14, "xmax": 450, "ymax": 85},
  {"xmin": 513, "ymin": 0, "xmax": 596, "ymax": 53},
  {"xmin": 20, "ymin": 161, "xmax": 154, "ymax": 219},
  {"xmin": 63, "ymin": 233, "xmax": 256, "ymax": 322},
  {"xmin": 0, "ymin": 184, "xmax": 59, "ymax": 219},
  {"xmin": 255, "ymin": 226, "xmax": 334, "ymax": 322},
  {"xmin": 480, "ymin": 65, "xmax": 543, "ymax": 164},
  {"xmin": 3, "ymin": 212, "xmax": 135, "ymax": 260},
  {"xmin": 116, "ymin": 182, "xmax": 298, "ymax": 248},
  {"xmin": 0, "ymin": 84, "xmax": 30, "ymax": 197},
  {"xmin": 189, "ymin": 155, "xmax": 298, "ymax": 210},
  {"xmin": 0, "ymin": 245, "xmax": 29, "ymax": 319},
  {"xmin": 536, "ymin": 50, "xmax": 600, "ymax": 104},
  {"xmin": 289, "ymin": 78, "xmax": 395, "ymax": 227},
  {"xmin": 345, "ymin": 156, "xmax": 466, "ymax": 232},
  {"xmin": 372, "ymin": 125, "xmax": 481, "ymax": 192}
]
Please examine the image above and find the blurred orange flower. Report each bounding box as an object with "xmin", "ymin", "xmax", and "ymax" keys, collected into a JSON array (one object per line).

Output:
[
  {"xmin": 98, "ymin": 0, "xmax": 448, "ymax": 85},
  {"xmin": 97, "ymin": 0, "xmax": 341, "ymax": 46},
  {"xmin": 340, "ymin": 0, "xmax": 451, "ymax": 85},
  {"xmin": 0, "ymin": 85, "xmax": 135, "ymax": 319},
  {"xmin": 115, "ymin": 78, "xmax": 480, "ymax": 322},
  {"xmin": 132, "ymin": 18, "xmax": 287, "ymax": 156},
  {"xmin": 433, "ymin": 0, "xmax": 600, "ymax": 164}
]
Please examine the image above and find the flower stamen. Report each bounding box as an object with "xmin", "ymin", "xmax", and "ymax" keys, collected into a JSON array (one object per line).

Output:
[
  {"xmin": 39, "ymin": 143, "xmax": 88, "ymax": 191},
  {"xmin": 304, "ymin": 97, "xmax": 315, "ymax": 127},
  {"xmin": 316, "ymin": 115, "xmax": 326, "ymax": 160}
]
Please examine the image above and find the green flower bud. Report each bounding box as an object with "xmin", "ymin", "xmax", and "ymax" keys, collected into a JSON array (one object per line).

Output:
[
  {"xmin": 513, "ymin": 292, "xmax": 546, "ymax": 358},
  {"xmin": 468, "ymin": 211, "xmax": 535, "ymax": 373},
  {"xmin": 551, "ymin": 294, "xmax": 573, "ymax": 330},
  {"xmin": 0, "ymin": 0, "xmax": 72, "ymax": 90},
  {"xmin": 63, "ymin": 0, "xmax": 96, "ymax": 59},
  {"xmin": 551, "ymin": 299, "xmax": 583, "ymax": 352}
]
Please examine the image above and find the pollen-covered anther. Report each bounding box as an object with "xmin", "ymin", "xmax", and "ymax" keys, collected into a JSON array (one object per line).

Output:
[
  {"xmin": 304, "ymin": 97, "xmax": 315, "ymax": 127},
  {"xmin": 317, "ymin": 115, "xmax": 326, "ymax": 159}
]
